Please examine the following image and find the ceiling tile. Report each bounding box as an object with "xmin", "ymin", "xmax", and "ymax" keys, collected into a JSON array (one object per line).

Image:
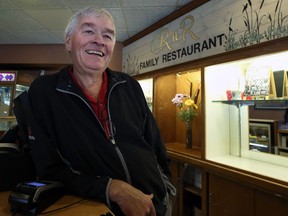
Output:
[
  {"xmin": 178, "ymin": 0, "xmax": 195, "ymax": 6},
  {"xmin": 0, "ymin": 0, "xmax": 18, "ymax": 9},
  {"xmin": 115, "ymin": 31, "xmax": 130, "ymax": 42},
  {"xmin": 0, "ymin": 29, "xmax": 30, "ymax": 44},
  {"xmin": 0, "ymin": 0, "xmax": 193, "ymax": 44},
  {"xmin": 16, "ymin": 30, "xmax": 63, "ymax": 44},
  {"xmin": 121, "ymin": 0, "xmax": 194, "ymax": 7},
  {"xmin": 122, "ymin": 0, "xmax": 178, "ymax": 7},
  {"xmin": 124, "ymin": 7, "xmax": 176, "ymax": 31},
  {"xmin": 0, "ymin": 9, "xmax": 45, "ymax": 30},
  {"xmin": 51, "ymin": 30, "xmax": 65, "ymax": 42},
  {"xmin": 62, "ymin": 0, "xmax": 121, "ymax": 9},
  {"xmin": 24, "ymin": 9, "xmax": 74, "ymax": 30},
  {"xmin": 9, "ymin": 0, "xmax": 66, "ymax": 9},
  {"xmin": 108, "ymin": 8, "xmax": 127, "ymax": 29}
]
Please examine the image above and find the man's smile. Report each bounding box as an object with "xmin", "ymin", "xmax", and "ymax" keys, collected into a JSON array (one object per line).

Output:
[{"xmin": 86, "ymin": 49, "xmax": 104, "ymax": 57}]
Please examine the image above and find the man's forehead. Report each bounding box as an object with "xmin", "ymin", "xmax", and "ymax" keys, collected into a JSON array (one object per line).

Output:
[{"xmin": 79, "ymin": 17, "xmax": 115, "ymax": 32}]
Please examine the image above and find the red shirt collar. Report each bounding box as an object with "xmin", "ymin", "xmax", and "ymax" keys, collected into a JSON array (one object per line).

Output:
[{"xmin": 68, "ymin": 68, "xmax": 108, "ymax": 105}]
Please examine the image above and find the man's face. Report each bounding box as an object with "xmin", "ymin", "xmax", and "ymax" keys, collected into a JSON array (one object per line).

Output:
[{"xmin": 65, "ymin": 15, "xmax": 116, "ymax": 74}]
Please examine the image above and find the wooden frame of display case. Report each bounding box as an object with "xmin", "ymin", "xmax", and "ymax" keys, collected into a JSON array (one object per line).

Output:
[{"xmin": 134, "ymin": 36, "xmax": 288, "ymax": 216}]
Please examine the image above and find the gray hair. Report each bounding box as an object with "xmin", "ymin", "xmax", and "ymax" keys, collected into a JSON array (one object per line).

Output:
[{"xmin": 64, "ymin": 7, "xmax": 115, "ymax": 39}]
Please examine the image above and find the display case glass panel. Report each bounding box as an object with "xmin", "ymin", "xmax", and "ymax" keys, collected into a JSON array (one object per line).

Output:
[
  {"xmin": 0, "ymin": 116, "xmax": 16, "ymax": 131},
  {"xmin": 138, "ymin": 78, "xmax": 153, "ymax": 112},
  {"xmin": 205, "ymin": 51, "xmax": 288, "ymax": 182},
  {"xmin": 15, "ymin": 84, "xmax": 29, "ymax": 98},
  {"xmin": 0, "ymin": 86, "xmax": 13, "ymax": 116}
]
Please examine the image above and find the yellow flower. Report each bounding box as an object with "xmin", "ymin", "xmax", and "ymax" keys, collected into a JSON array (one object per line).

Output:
[{"xmin": 184, "ymin": 99, "xmax": 194, "ymax": 107}]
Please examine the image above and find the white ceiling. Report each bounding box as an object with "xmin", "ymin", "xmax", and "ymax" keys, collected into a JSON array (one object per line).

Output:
[{"xmin": 0, "ymin": 0, "xmax": 193, "ymax": 44}]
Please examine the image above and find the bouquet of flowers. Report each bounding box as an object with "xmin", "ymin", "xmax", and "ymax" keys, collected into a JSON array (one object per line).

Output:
[{"xmin": 172, "ymin": 81, "xmax": 199, "ymax": 122}]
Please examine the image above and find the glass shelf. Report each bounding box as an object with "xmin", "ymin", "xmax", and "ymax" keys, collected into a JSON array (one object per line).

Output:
[{"xmin": 212, "ymin": 99, "xmax": 288, "ymax": 108}]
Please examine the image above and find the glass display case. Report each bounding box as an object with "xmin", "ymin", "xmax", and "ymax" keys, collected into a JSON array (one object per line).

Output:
[
  {"xmin": 205, "ymin": 51, "xmax": 288, "ymax": 182},
  {"xmin": 0, "ymin": 71, "xmax": 26, "ymax": 133},
  {"xmin": 0, "ymin": 86, "xmax": 14, "ymax": 116}
]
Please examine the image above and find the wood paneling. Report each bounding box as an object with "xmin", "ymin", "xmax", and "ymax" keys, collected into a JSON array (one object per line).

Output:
[
  {"xmin": 153, "ymin": 74, "xmax": 176, "ymax": 143},
  {"xmin": 208, "ymin": 173, "xmax": 288, "ymax": 216},
  {"xmin": 249, "ymin": 106, "xmax": 285, "ymax": 121},
  {"xmin": 209, "ymin": 173, "xmax": 254, "ymax": 216},
  {"xmin": 16, "ymin": 70, "xmax": 40, "ymax": 86},
  {"xmin": 0, "ymin": 42, "xmax": 123, "ymax": 77},
  {"xmin": 254, "ymin": 190, "xmax": 288, "ymax": 216}
]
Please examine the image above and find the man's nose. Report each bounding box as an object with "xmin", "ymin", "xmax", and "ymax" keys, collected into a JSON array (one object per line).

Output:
[{"xmin": 93, "ymin": 33, "xmax": 104, "ymax": 46}]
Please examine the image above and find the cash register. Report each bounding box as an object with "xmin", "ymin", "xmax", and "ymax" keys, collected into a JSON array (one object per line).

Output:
[{"xmin": 8, "ymin": 180, "xmax": 64, "ymax": 215}]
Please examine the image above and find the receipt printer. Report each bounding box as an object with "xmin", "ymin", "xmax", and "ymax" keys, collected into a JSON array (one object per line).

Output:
[{"xmin": 9, "ymin": 180, "xmax": 64, "ymax": 215}]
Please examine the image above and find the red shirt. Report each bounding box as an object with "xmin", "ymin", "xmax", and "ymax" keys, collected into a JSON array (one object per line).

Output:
[{"xmin": 69, "ymin": 68, "xmax": 110, "ymax": 139}]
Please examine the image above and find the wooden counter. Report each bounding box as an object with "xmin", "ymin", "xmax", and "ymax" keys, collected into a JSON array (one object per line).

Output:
[
  {"xmin": 0, "ymin": 191, "xmax": 114, "ymax": 216},
  {"xmin": 166, "ymin": 142, "xmax": 202, "ymax": 159},
  {"xmin": 165, "ymin": 141, "xmax": 288, "ymax": 216}
]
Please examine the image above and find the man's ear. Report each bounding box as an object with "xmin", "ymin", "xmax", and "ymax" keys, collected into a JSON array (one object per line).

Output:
[{"xmin": 65, "ymin": 37, "xmax": 71, "ymax": 52}]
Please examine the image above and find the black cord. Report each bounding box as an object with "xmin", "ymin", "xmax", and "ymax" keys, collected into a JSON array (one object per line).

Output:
[{"xmin": 38, "ymin": 198, "xmax": 87, "ymax": 215}]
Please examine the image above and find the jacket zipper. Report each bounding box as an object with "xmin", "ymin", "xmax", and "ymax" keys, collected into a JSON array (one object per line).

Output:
[
  {"xmin": 106, "ymin": 79, "xmax": 132, "ymax": 184},
  {"xmin": 56, "ymin": 80, "xmax": 132, "ymax": 184}
]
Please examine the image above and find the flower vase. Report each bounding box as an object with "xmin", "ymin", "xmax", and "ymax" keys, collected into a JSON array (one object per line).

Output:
[{"xmin": 185, "ymin": 120, "xmax": 193, "ymax": 149}]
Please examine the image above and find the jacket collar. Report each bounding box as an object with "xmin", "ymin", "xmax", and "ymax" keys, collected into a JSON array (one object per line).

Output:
[{"xmin": 56, "ymin": 66, "xmax": 126, "ymax": 94}]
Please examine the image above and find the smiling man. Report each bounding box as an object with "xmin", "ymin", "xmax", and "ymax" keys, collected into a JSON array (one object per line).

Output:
[{"xmin": 26, "ymin": 7, "xmax": 175, "ymax": 216}]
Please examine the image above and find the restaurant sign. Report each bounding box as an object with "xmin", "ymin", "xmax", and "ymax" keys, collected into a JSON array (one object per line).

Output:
[{"xmin": 122, "ymin": 0, "xmax": 288, "ymax": 75}]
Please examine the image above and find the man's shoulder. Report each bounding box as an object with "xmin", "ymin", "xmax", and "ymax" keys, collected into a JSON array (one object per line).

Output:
[
  {"xmin": 29, "ymin": 67, "xmax": 68, "ymax": 92},
  {"xmin": 106, "ymin": 68, "xmax": 137, "ymax": 84}
]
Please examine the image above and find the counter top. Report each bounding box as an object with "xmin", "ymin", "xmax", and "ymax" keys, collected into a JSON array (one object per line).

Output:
[
  {"xmin": 0, "ymin": 190, "xmax": 113, "ymax": 216},
  {"xmin": 166, "ymin": 142, "xmax": 202, "ymax": 159}
]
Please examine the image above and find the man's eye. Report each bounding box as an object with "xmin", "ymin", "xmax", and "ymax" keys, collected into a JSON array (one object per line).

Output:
[
  {"xmin": 85, "ymin": 30, "xmax": 94, "ymax": 34},
  {"xmin": 104, "ymin": 34, "xmax": 113, "ymax": 40}
]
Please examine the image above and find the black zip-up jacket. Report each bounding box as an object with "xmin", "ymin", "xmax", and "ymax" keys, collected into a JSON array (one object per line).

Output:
[{"xmin": 27, "ymin": 67, "xmax": 174, "ymax": 215}]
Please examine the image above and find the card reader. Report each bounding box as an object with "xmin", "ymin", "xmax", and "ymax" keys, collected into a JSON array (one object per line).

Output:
[{"xmin": 9, "ymin": 180, "xmax": 64, "ymax": 215}]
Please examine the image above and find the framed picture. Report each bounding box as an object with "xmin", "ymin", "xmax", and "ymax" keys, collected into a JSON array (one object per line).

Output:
[{"xmin": 244, "ymin": 66, "xmax": 270, "ymax": 97}]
